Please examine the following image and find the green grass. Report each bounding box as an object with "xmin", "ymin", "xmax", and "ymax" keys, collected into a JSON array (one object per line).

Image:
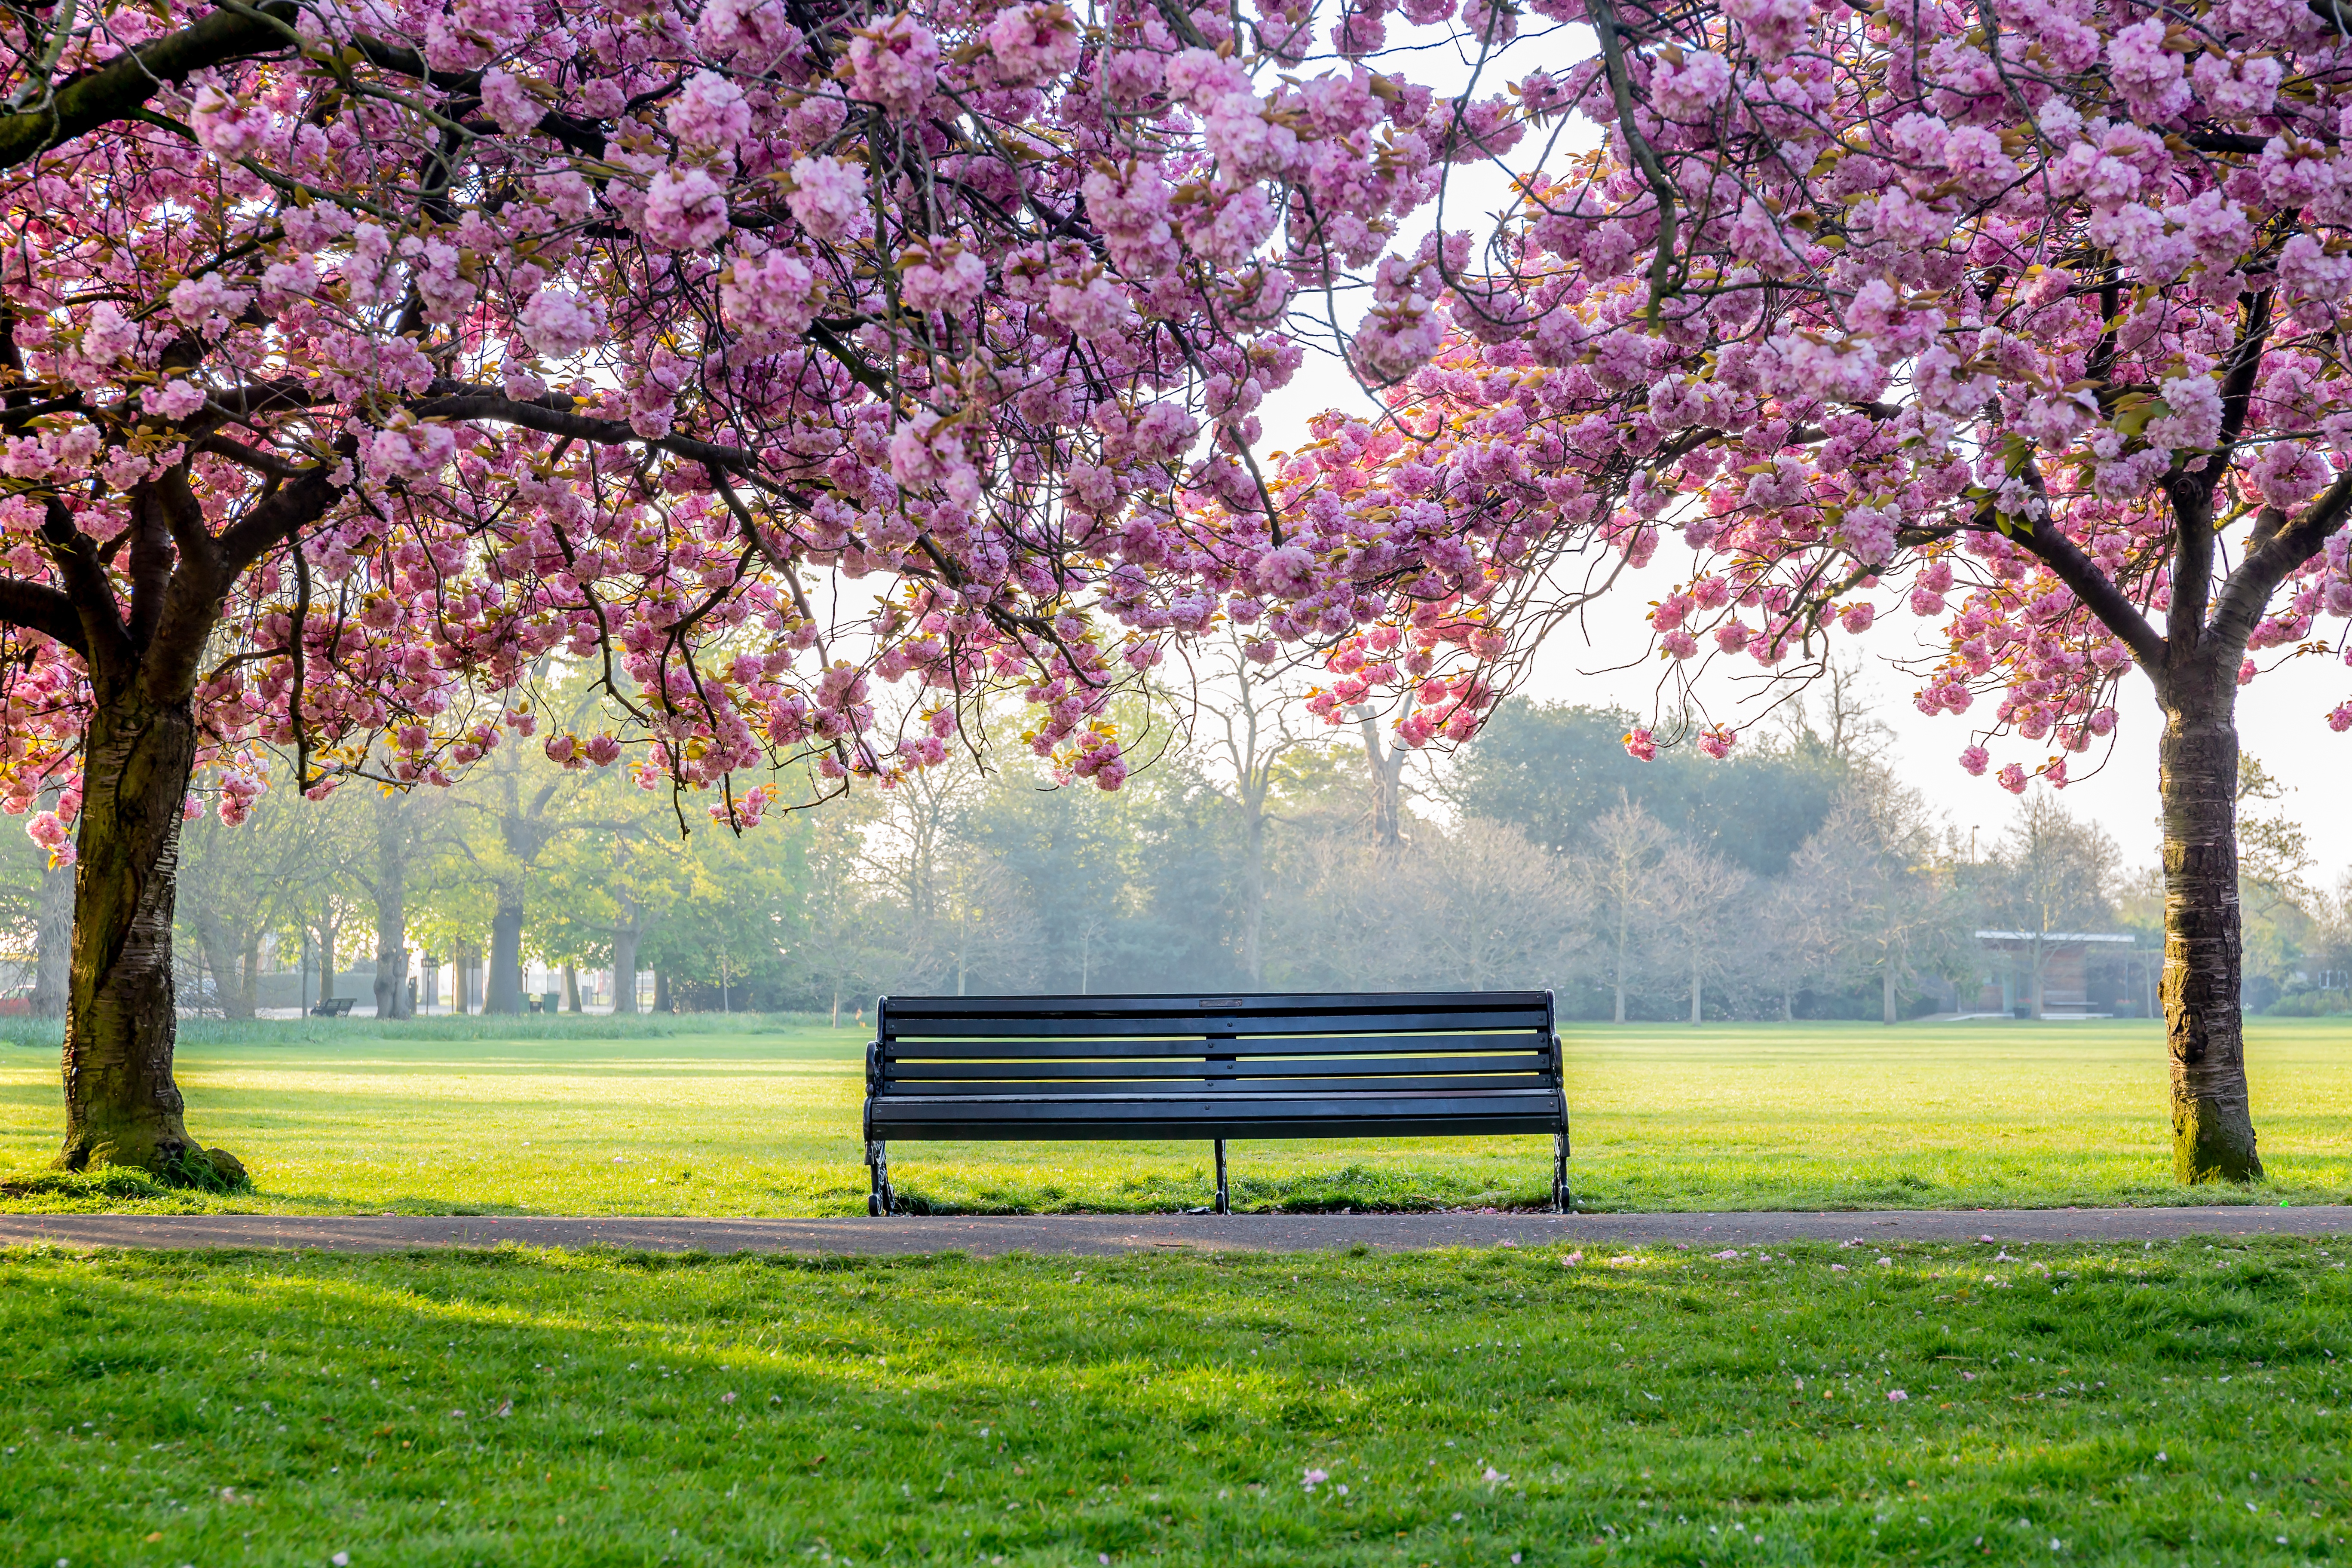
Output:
[
  {"xmin": 5, "ymin": 1237, "xmax": 2351, "ymax": 1565},
  {"xmin": 4, "ymin": 1016, "xmax": 2352, "ymax": 1215}
]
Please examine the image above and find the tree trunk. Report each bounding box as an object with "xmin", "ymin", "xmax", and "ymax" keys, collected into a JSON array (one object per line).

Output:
[
  {"xmin": 2159, "ymin": 680, "xmax": 2263, "ymax": 1182},
  {"xmin": 1241, "ymin": 809, "xmax": 1265, "ymax": 987},
  {"xmin": 1689, "ymin": 949, "xmax": 1701, "ymax": 1025},
  {"xmin": 31, "ymin": 858, "xmax": 71, "ymax": 1019},
  {"xmin": 54, "ymin": 695, "xmax": 212, "ymax": 1174},
  {"xmin": 370, "ymin": 839, "xmax": 409, "ymax": 1020},
  {"xmin": 315, "ymin": 906, "xmax": 338, "ymax": 1011},
  {"xmin": 611, "ymin": 926, "xmax": 640, "ymax": 1015},
  {"xmin": 1883, "ymin": 961, "xmax": 1899, "ymax": 1026},
  {"xmin": 238, "ymin": 934, "xmax": 261, "ymax": 1020},
  {"xmin": 191, "ymin": 910, "xmax": 241, "ymax": 1019},
  {"xmin": 563, "ymin": 962, "xmax": 581, "ymax": 1013},
  {"xmin": 1612, "ymin": 907, "xmax": 1628, "ymax": 1024},
  {"xmin": 652, "ymin": 968, "xmax": 670, "ymax": 1014},
  {"xmin": 1353, "ymin": 706, "xmax": 1407, "ymax": 848},
  {"xmin": 486, "ymin": 899, "xmax": 524, "ymax": 1014}
]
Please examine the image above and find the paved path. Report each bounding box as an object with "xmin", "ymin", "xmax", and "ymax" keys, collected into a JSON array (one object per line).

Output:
[{"xmin": 1, "ymin": 1206, "xmax": 2346, "ymax": 1257}]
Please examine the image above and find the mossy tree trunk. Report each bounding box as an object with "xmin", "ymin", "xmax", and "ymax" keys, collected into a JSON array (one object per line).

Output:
[
  {"xmin": 54, "ymin": 690, "xmax": 201, "ymax": 1172},
  {"xmin": 2156, "ymin": 661, "xmax": 2261, "ymax": 1182}
]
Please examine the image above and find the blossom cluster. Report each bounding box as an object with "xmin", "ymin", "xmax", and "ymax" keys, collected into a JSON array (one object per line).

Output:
[
  {"xmin": 0, "ymin": 0, "xmax": 1547, "ymax": 831},
  {"xmin": 1257, "ymin": 0, "xmax": 2352, "ymax": 790}
]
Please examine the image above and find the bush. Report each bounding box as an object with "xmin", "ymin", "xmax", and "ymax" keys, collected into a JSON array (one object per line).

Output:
[{"xmin": 2267, "ymin": 989, "xmax": 2352, "ymax": 1017}]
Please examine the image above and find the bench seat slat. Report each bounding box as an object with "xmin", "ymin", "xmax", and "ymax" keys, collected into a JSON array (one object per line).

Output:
[
  {"xmin": 882, "ymin": 990, "xmax": 1550, "ymax": 1019},
  {"xmin": 880, "ymin": 1031, "xmax": 1546, "ymax": 1061},
  {"xmin": 883, "ymin": 1008, "xmax": 1551, "ymax": 1040},
  {"xmin": 880, "ymin": 1073, "xmax": 1554, "ymax": 1096},
  {"xmin": 874, "ymin": 1090, "xmax": 1562, "ymax": 1112},
  {"xmin": 879, "ymin": 1052, "xmax": 1551, "ymax": 1081},
  {"xmin": 871, "ymin": 1093, "xmax": 1563, "ymax": 1140}
]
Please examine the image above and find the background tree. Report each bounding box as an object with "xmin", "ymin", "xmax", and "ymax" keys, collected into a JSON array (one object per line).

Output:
[
  {"xmin": 1988, "ymin": 794, "xmax": 2122, "ymax": 1020},
  {"xmin": 176, "ymin": 765, "xmax": 320, "ymax": 1017},
  {"xmin": 1447, "ymin": 701, "xmax": 1844, "ymax": 876},
  {"xmin": 1651, "ymin": 839, "xmax": 1748, "ymax": 1024},
  {"xmin": 1787, "ymin": 785, "xmax": 1972, "ymax": 1025},
  {"xmin": 1572, "ymin": 802, "xmax": 1677, "ymax": 1026}
]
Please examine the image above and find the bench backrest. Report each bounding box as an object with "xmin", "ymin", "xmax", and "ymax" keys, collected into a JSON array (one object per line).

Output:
[{"xmin": 867, "ymin": 990, "xmax": 1562, "ymax": 1139}]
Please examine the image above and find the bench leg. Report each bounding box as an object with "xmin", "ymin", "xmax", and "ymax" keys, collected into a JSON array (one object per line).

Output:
[
  {"xmin": 867, "ymin": 1140, "xmax": 893, "ymax": 1217},
  {"xmin": 1214, "ymin": 1139, "xmax": 1229, "ymax": 1216},
  {"xmin": 1553, "ymin": 1130, "xmax": 1571, "ymax": 1213}
]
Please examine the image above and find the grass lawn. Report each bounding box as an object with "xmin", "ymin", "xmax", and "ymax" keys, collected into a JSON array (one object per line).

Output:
[
  {"xmin": 5, "ymin": 1236, "xmax": 2350, "ymax": 1565},
  {"xmin": 2, "ymin": 1015, "xmax": 2350, "ymax": 1215}
]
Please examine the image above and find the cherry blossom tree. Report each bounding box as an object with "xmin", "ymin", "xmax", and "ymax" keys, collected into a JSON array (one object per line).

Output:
[
  {"xmin": 1264, "ymin": 0, "xmax": 2352, "ymax": 1181},
  {"xmin": 0, "ymin": 0, "xmax": 1549, "ymax": 1174}
]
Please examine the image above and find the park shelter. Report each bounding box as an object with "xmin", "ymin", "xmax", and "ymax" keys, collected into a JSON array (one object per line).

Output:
[{"xmin": 1968, "ymin": 931, "xmax": 2145, "ymax": 1018}]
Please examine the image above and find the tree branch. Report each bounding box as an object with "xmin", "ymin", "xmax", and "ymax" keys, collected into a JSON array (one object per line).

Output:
[
  {"xmin": 2015, "ymin": 509, "xmax": 2167, "ymax": 672},
  {"xmin": 2210, "ymin": 471, "xmax": 2352, "ymax": 658},
  {"xmin": 0, "ymin": 579, "xmax": 89, "ymax": 657},
  {"xmin": 0, "ymin": 0, "xmax": 300, "ymax": 171}
]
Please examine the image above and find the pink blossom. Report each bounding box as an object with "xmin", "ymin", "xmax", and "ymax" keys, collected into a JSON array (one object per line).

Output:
[
  {"xmin": 149, "ymin": 379, "xmax": 207, "ymax": 420},
  {"xmin": 1696, "ymin": 726, "xmax": 1735, "ymax": 760},
  {"xmin": 846, "ymin": 13, "xmax": 940, "ymax": 113},
  {"xmin": 167, "ymin": 272, "xmax": 252, "ymax": 328},
  {"xmin": 641, "ymin": 167, "xmax": 730, "ymax": 251},
  {"xmin": 1622, "ymin": 727, "xmax": 1656, "ymax": 761},
  {"xmin": 723, "ymin": 252, "xmax": 820, "ymax": 337},
  {"xmin": 518, "ymin": 290, "xmax": 608, "ymax": 359},
  {"xmin": 1997, "ymin": 763, "xmax": 2028, "ymax": 794},
  {"xmin": 187, "ymin": 85, "xmax": 269, "ymax": 158},
  {"xmin": 786, "ymin": 156, "xmax": 873, "ymax": 243},
  {"xmin": 986, "ymin": 2, "xmax": 1081, "ymax": 83},
  {"xmin": 668, "ymin": 71, "xmax": 751, "ymax": 154},
  {"xmin": 901, "ymin": 248, "xmax": 988, "ymax": 314},
  {"xmin": 480, "ymin": 68, "xmax": 543, "ymax": 138},
  {"xmin": 1960, "ymin": 744, "xmax": 1989, "ymax": 775}
]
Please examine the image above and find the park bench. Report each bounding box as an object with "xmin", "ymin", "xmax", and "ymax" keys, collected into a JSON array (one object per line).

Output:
[
  {"xmin": 861, "ymin": 990, "xmax": 1568, "ymax": 1216},
  {"xmin": 308, "ymin": 997, "xmax": 355, "ymax": 1018}
]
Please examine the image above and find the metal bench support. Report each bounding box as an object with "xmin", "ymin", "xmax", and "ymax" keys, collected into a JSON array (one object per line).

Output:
[
  {"xmin": 866, "ymin": 1139, "xmax": 893, "ymax": 1216},
  {"xmin": 1214, "ymin": 1139, "xmax": 1229, "ymax": 1216},
  {"xmin": 1553, "ymin": 1130, "xmax": 1571, "ymax": 1213}
]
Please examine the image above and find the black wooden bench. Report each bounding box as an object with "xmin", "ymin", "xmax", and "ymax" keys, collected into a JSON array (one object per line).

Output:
[
  {"xmin": 307, "ymin": 997, "xmax": 355, "ymax": 1018},
  {"xmin": 861, "ymin": 990, "xmax": 1567, "ymax": 1215}
]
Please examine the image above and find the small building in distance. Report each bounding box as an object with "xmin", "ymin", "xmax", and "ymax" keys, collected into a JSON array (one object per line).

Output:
[{"xmin": 1966, "ymin": 931, "xmax": 2147, "ymax": 1019}]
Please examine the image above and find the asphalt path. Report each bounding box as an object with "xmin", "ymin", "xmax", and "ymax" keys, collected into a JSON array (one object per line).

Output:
[{"xmin": 0, "ymin": 1205, "xmax": 2346, "ymax": 1257}]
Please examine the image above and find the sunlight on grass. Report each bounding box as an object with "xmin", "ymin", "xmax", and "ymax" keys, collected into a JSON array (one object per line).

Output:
[
  {"xmin": 3, "ymin": 1239, "xmax": 2349, "ymax": 1565},
  {"xmin": 3, "ymin": 1015, "xmax": 2349, "ymax": 1214}
]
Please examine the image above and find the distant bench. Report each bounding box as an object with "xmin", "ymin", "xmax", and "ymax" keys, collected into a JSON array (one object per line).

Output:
[
  {"xmin": 308, "ymin": 998, "xmax": 355, "ymax": 1018},
  {"xmin": 861, "ymin": 991, "xmax": 1568, "ymax": 1216}
]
